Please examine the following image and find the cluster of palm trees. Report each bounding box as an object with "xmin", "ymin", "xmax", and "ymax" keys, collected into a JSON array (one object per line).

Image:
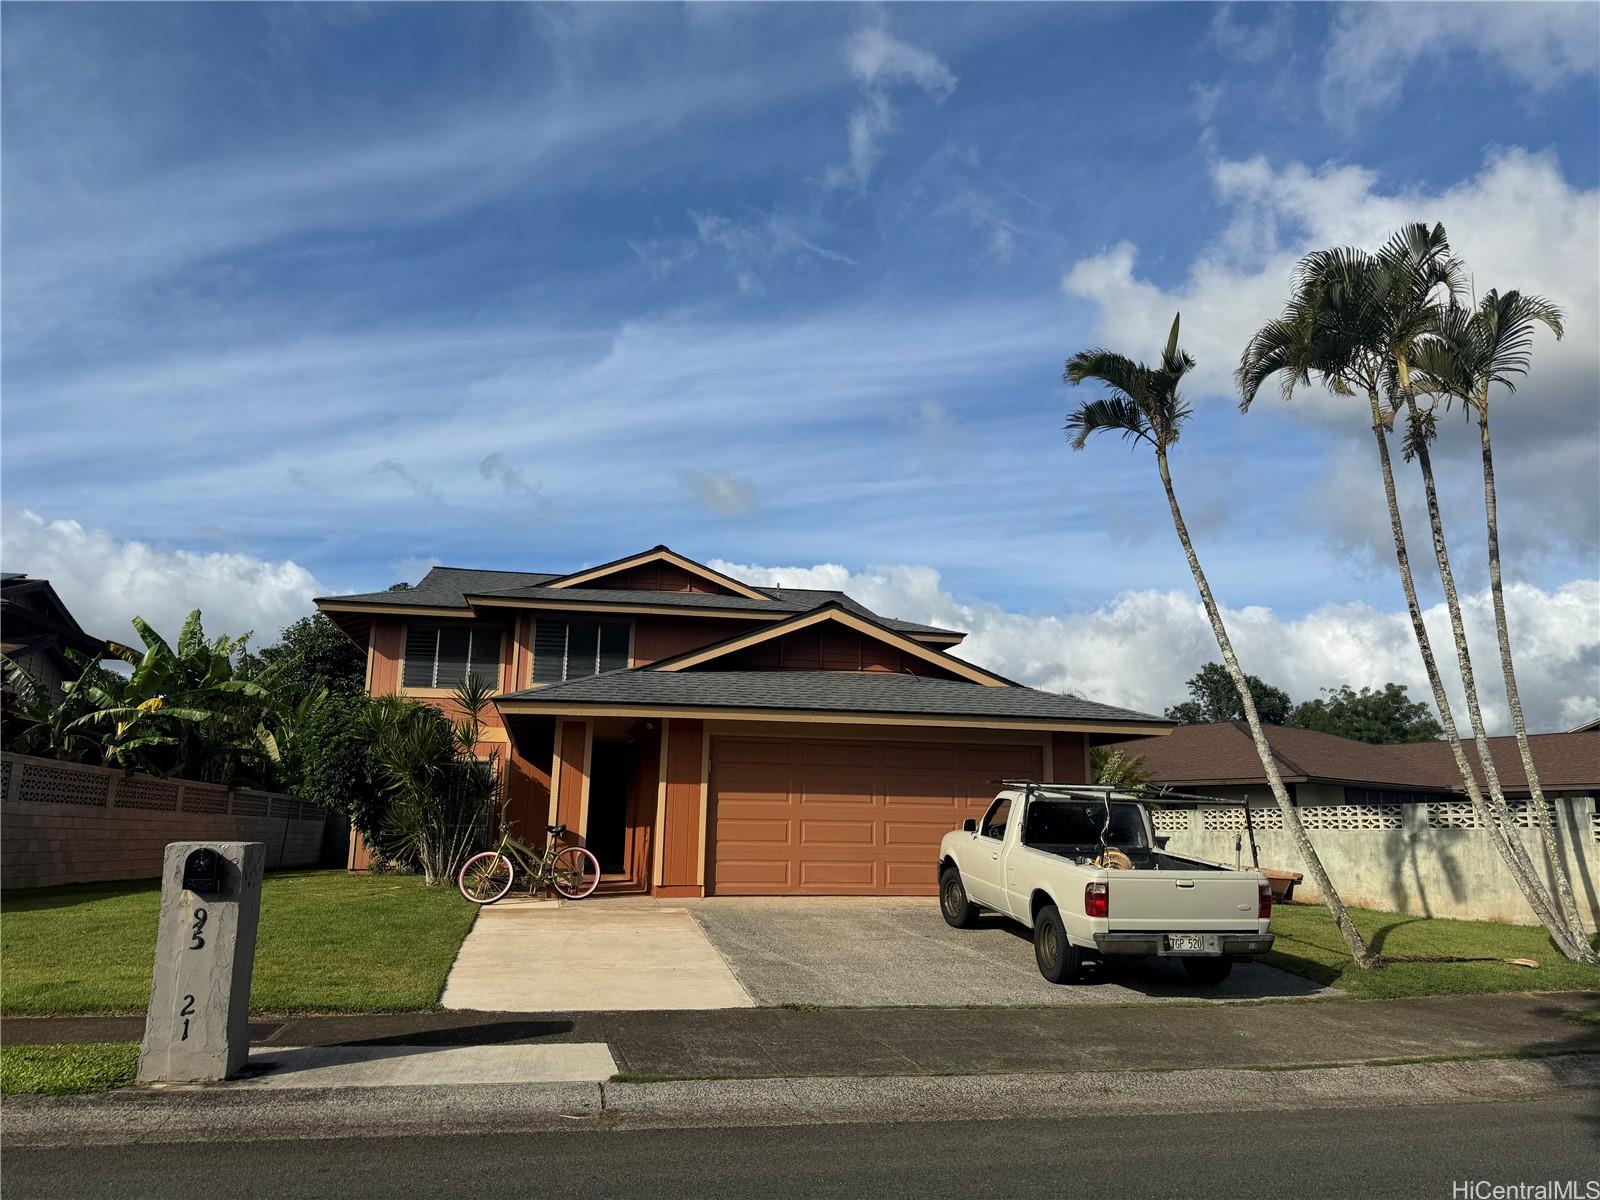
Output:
[{"xmin": 1065, "ymin": 222, "xmax": 1594, "ymax": 966}]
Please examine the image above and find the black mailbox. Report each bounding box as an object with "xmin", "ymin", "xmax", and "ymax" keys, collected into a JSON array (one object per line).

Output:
[{"xmin": 182, "ymin": 848, "xmax": 226, "ymax": 895}]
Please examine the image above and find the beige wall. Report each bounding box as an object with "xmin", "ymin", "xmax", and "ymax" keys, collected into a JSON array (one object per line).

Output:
[
  {"xmin": 1157, "ymin": 788, "xmax": 1600, "ymax": 929},
  {"xmin": 2, "ymin": 754, "xmax": 328, "ymax": 889}
]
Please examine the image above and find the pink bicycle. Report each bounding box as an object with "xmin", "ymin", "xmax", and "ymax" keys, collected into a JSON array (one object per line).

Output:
[{"xmin": 457, "ymin": 823, "xmax": 600, "ymax": 904}]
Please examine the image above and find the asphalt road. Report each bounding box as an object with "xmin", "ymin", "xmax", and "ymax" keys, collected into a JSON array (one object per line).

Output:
[{"xmin": 6, "ymin": 1094, "xmax": 1598, "ymax": 1200}]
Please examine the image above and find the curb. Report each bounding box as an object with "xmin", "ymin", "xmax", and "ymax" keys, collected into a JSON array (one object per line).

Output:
[{"xmin": 5, "ymin": 1054, "xmax": 1598, "ymax": 1148}]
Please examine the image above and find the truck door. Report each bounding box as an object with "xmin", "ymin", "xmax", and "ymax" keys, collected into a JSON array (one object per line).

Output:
[{"xmin": 964, "ymin": 795, "xmax": 1012, "ymax": 909}]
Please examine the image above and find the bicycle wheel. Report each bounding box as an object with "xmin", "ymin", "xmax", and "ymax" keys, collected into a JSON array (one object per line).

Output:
[
  {"xmin": 458, "ymin": 851, "xmax": 515, "ymax": 904},
  {"xmin": 549, "ymin": 846, "xmax": 601, "ymax": 899}
]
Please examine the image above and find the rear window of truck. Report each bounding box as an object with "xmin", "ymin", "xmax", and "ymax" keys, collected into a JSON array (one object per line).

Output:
[{"xmin": 1022, "ymin": 800, "xmax": 1148, "ymax": 851}]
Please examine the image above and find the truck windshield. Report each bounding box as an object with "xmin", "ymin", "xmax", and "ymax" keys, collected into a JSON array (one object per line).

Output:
[{"xmin": 1022, "ymin": 800, "xmax": 1148, "ymax": 851}]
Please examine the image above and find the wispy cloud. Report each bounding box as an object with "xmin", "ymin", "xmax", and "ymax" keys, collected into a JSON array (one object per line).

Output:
[
  {"xmin": 1320, "ymin": 2, "xmax": 1599, "ymax": 126},
  {"xmin": 373, "ymin": 459, "xmax": 444, "ymax": 505},
  {"xmin": 826, "ymin": 22, "xmax": 957, "ymax": 191},
  {"xmin": 480, "ymin": 452, "xmax": 535, "ymax": 496},
  {"xmin": 679, "ymin": 468, "xmax": 760, "ymax": 516}
]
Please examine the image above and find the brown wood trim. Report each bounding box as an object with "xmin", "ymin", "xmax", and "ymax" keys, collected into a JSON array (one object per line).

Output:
[
  {"xmin": 317, "ymin": 601, "xmax": 468, "ymax": 618},
  {"xmin": 653, "ymin": 717, "xmax": 671, "ymax": 886},
  {"xmin": 496, "ymin": 700, "xmax": 1174, "ymax": 736},
  {"xmin": 545, "ymin": 548, "xmax": 771, "ymax": 601},
  {"xmin": 649, "ymin": 606, "xmax": 1008, "ymax": 687},
  {"xmin": 651, "ymin": 884, "xmax": 703, "ymax": 898}
]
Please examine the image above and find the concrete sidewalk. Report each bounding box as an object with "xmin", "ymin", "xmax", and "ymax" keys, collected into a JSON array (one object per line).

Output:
[{"xmin": 11, "ymin": 991, "xmax": 1598, "ymax": 1080}]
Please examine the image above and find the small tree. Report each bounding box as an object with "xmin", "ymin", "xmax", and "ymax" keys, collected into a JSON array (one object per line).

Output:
[
  {"xmin": 1167, "ymin": 662, "xmax": 1292, "ymax": 725},
  {"xmin": 1090, "ymin": 746, "xmax": 1150, "ymax": 788},
  {"xmin": 1288, "ymin": 683, "xmax": 1442, "ymax": 744},
  {"xmin": 363, "ymin": 679, "xmax": 499, "ymax": 886}
]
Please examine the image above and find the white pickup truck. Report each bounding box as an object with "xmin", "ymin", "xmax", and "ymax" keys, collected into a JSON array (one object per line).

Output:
[{"xmin": 937, "ymin": 783, "xmax": 1274, "ymax": 985}]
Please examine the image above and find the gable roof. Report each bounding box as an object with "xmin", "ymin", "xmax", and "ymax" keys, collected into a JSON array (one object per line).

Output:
[
  {"xmin": 498, "ymin": 669, "xmax": 1169, "ymax": 733},
  {"xmin": 644, "ymin": 602, "xmax": 1011, "ymax": 687},
  {"xmin": 1106, "ymin": 721, "xmax": 1600, "ymax": 794},
  {"xmin": 541, "ymin": 545, "xmax": 770, "ymax": 601},
  {"xmin": 315, "ymin": 557, "xmax": 966, "ymax": 642}
]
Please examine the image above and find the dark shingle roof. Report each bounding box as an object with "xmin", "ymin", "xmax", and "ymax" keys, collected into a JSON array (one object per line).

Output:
[
  {"xmin": 469, "ymin": 584, "xmax": 956, "ymax": 637},
  {"xmin": 1106, "ymin": 722, "xmax": 1600, "ymax": 793},
  {"xmin": 318, "ymin": 568, "xmax": 963, "ymax": 638},
  {"xmin": 318, "ymin": 567, "xmax": 561, "ymax": 608},
  {"xmin": 500, "ymin": 670, "xmax": 1166, "ymax": 727}
]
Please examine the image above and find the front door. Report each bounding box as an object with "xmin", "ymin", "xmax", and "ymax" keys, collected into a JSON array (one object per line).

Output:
[{"xmin": 586, "ymin": 740, "xmax": 632, "ymax": 876}]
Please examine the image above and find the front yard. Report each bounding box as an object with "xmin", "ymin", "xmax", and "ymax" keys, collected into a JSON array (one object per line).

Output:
[
  {"xmin": 1266, "ymin": 902, "xmax": 1600, "ymax": 999},
  {"xmin": 1, "ymin": 869, "xmax": 478, "ymax": 1015}
]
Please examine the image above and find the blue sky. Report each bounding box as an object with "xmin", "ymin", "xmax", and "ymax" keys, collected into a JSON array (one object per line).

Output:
[{"xmin": 3, "ymin": 2, "xmax": 1597, "ymax": 725}]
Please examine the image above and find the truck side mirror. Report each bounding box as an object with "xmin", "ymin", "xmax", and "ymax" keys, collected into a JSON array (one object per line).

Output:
[
  {"xmin": 962, "ymin": 819, "xmax": 977, "ymax": 833},
  {"xmin": 1155, "ymin": 835, "xmax": 1170, "ymax": 850}
]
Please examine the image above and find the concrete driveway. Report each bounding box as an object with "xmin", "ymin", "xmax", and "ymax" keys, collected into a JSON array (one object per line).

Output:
[
  {"xmin": 439, "ymin": 895, "xmax": 1334, "ymax": 1013},
  {"xmin": 441, "ymin": 898, "xmax": 754, "ymax": 1012},
  {"xmin": 682, "ymin": 896, "xmax": 1337, "ymax": 1006}
]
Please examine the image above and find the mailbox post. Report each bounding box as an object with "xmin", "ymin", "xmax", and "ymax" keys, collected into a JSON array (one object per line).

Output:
[{"xmin": 137, "ymin": 841, "xmax": 264, "ymax": 1083}]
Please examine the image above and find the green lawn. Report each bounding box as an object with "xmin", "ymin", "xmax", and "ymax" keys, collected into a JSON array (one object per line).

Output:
[
  {"xmin": 1266, "ymin": 901, "xmax": 1600, "ymax": 999},
  {"xmin": 1, "ymin": 1043, "xmax": 139, "ymax": 1095},
  {"xmin": 1, "ymin": 870, "xmax": 478, "ymax": 1015}
]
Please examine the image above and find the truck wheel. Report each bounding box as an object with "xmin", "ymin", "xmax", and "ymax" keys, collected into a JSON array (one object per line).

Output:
[
  {"xmin": 1033, "ymin": 905, "xmax": 1082, "ymax": 984},
  {"xmin": 939, "ymin": 865, "xmax": 978, "ymax": 929},
  {"xmin": 1181, "ymin": 957, "xmax": 1234, "ymax": 986}
]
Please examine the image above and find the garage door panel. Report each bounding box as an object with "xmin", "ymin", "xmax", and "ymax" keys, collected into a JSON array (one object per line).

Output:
[
  {"xmin": 800, "ymin": 819, "xmax": 877, "ymax": 847},
  {"xmin": 799, "ymin": 740, "xmax": 877, "ymax": 768},
  {"xmin": 883, "ymin": 745, "xmax": 955, "ymax": 771},
  {"xmin": 883, "ymin": 820, "xmax": 953, "ymax": 847},
  {"xmin": 717, "ymin": 817, "xmax": 793, "ymax": 844},
  {"xmin": 799, "ymin": 860, "xmax": 877, "ymax": 888},
  {"xmin": 711, "ymin": 736, "xmax": 1042, "ymax": 896}
]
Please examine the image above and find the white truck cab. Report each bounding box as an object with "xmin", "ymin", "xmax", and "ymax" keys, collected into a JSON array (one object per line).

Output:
[{"xmin": 936, "ymin": 782, "xmax": 1275, "ymax": 985}]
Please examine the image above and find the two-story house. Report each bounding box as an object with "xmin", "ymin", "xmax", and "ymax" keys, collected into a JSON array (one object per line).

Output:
[{"xmin": 317, "ymin": 545, "xmax": 1169, "ymax": 897}]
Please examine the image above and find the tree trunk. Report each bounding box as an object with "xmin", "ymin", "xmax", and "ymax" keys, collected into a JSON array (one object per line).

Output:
[
  {"xmin": 1381, "ymin": 380, "xmax": 1584, "ymax": 959},
  {"xmin": 1475, "ymin": 405, "xmax": 1595, "ymax": 956},
  {"xmin": 1156, "ymin": 450, "xmax": 1378, "ymax": 968}
]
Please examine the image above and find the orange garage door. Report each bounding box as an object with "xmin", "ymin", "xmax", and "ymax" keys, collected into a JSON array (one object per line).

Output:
[{"xmin": 709, "ymin": 736, "xmax": 1044, "ymax": 896}]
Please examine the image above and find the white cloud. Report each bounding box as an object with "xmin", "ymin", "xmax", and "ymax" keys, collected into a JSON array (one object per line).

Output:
[
  {"xmin": 712, "ymin": 557, "xmax": 1600, "ymax": 735},
  {"xmin": 827, "ymin": 24, "xmax": 957, "ymax": 190},
  {"xmin": 679, "ymin": 469, "xmax": 760, "ymax": 516},
  {"xmin": 1321, "ymin": 2, "xmax": 1599, "ymax": 125},
  {"xmin": 1, "ymin": 509, "xmax": 322, "ymax": 646},
  {"xmin": 1207, "ymin": 4, "xmax": 1292, "ymax": 64}
]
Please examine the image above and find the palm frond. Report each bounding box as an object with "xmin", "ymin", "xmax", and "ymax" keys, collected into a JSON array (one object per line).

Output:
[{"xmin": 1064, "ymin": 397, "xmax": 1151, "ymax": 451}]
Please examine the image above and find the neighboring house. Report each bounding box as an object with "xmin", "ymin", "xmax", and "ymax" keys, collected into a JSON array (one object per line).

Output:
[
  {"xmin": 1, "ymin": 573, "xmax": 105, "ymax": 702},
  {"xmin": 1106, "ymin": 720, "xmax": 1600, "ymax": 807},
  {"xmin": 317, "ymin": 545, "xmax": 1169, "ymax": 896}
]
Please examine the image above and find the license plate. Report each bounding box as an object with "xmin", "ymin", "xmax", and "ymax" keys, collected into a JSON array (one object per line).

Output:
[{"xmin": 1167, "ymin": 934, "xmax": 1207, "ymax": 952}]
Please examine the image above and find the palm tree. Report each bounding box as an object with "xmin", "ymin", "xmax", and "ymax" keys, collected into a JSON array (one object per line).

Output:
[
  {"xmin": 1066, "ymin": 313, "xmax": 1378, "ymax": 968},
  {"xmin": 1412, "ymin": 289, "xmax": 1589, "ymax": 950},
  {"xmin": 1238, "ymin": 233, "xmax": 1591, "ymax": 961}
]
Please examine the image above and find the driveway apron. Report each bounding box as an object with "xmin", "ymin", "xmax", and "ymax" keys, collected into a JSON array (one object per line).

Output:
[{"xmin": 441, "ymin": 900, "xmax": 754, "ymax": 1012}]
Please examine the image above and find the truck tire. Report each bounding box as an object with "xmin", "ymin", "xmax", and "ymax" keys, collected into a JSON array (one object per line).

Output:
[
  {"xmin": 1181, "ymin": 956, "xmax": 1234, "ymax": 985},
  {"xmin": 939, "ymin": 865, "xmax": 979, "ymax": 929},
  {"xmin": 1033, "ymin": 904, "xmax": 1082, "ymax": 984}
]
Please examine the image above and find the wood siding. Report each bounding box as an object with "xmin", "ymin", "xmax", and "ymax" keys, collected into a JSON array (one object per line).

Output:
[
  {"xmin": 631, "ymin": 617, "xmax": 753, "ymax": 666},
  {"xmin": 589, "ymin": 562, "xmax": 740, "ymax": 595},
  {"xmin": 554, "ymin": 719, "xmax": 590, "ymax": 831},
  {"xmin": 658, "ymin": 718, "xmax": 705, "ymax": 891},
  {"xmin": 1050, "ymin": 732, "xmax": 1089, "ymax": 783},
  {"xmin": 700, "ymin": 624, "xmax": 958, "ymax": 677}
]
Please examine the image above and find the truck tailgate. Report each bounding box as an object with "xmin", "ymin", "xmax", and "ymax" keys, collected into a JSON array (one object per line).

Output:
[{"xmin": 1108, "ymin": 872, "xmax": 1259, "ymax": 930}]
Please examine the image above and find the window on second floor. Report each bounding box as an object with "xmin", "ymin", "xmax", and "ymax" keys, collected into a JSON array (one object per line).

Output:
[
  {"xmin": 402, "ymin": 625, "xmax": 502, "ymax": 690},
  {"xmin": 533, "ymin": 619, "xmax": 630, "ymax": 684}
]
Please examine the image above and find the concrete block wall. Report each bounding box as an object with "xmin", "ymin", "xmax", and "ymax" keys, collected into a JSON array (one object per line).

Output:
[
  {"xmin": 1, "ymin": 753, "xmax": 329, "ymax": 889},
  {"xmin": 1158, "ymin": 792, "xmax": 1600, "ymax": 929}
]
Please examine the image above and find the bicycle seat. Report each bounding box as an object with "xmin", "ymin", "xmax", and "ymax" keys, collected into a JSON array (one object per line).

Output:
[{"xmin": 546, "ymin": 824, "xmax": 567, "ymax": 836}]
